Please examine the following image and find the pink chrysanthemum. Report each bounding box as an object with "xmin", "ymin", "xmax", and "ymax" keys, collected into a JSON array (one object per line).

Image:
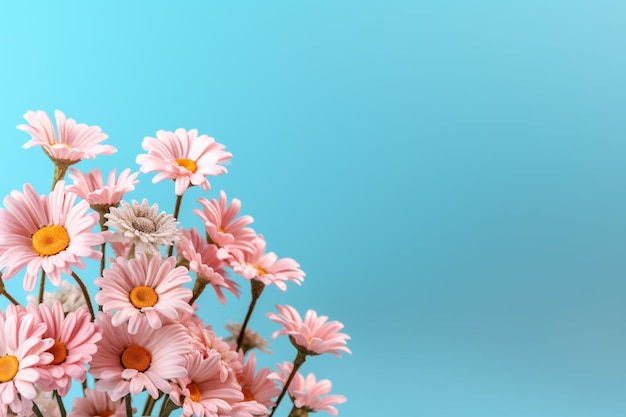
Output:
[
  {"xmin": 68, "ymin": 388, "xmax": 126, "ymax": 417},
  {"xmin": 90, "ymin": 312, "xmax": 191, "ymax": 400},
  {"xmin": 0, "ymin": 305, "xmax": 53, "ymax": 413},
  {"xmin": 136, "ymin": 128, "xmax": 232, "ymax": 196},
  {"xmin": 67, "ymin": 167, "xmax": 139, "ymax": 210},
  {"xmin": 170, "ymin": 351, "xmax": 244, "ymax": 417},
  {"xmin": 27, "ymin": 301, "xmax": 101, "ymax": 396},
  {"xmin": 95, "ymin": 254, "xmax": 194, "ymax": 334},
  {"xmin": 17, "ymin": 110, "xmax": 116, "ymax": 164},
  {"xmin": 230, "ymin": 351, "xmax": 279, "ymax": 417},
  {"xmin": 0, "ymin": 181, "xmax": 105, "ymax": 292},
  {"xmin": 230, "ymin": 235, "xmax": 305, "ymax": 291},
  {"xmin": 267, "ymin": 305, "xmax": 351, "ymax": 357},
  {"xmin": 194, "ymin": 191, "xmax": 256, "ymax": 259},
  {"xmin": 269, "ymin": 363, "xmax": 346, "ymax": 416},
  {"xmin": 177, "ymin": 227, "xmax": 239, "ymax": 304}
]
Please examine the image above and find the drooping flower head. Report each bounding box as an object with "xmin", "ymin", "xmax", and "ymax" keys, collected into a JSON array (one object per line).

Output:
[
  {"xmin": 0, "ymin": 305, "xmax": 53, "ymax": 413},
  {"xmin": 68, "ymin": 167, "xmax": 139, "ymax": 212},
  {"xmin": 230, "ymin": 235, "xmax": 305, "ymax": 291},
  {"xmin": 67, "ymin": 388, "xmax": 126, "ymax": 417},
  {"xmin": 17, "ymin": 110, "xmax": 116, "ymax": 165},
  {"xmin": 27, "ymin": 301, "xmax": 101, "ymax": 396},
  {"xmin": 269, "ymin": 362, "xmax": 346, "ymax": 416},
  {"xmin": 170, "ymin": 351, "xmax": 244, "ymax": 417},
  {"xmin": 267, "ymin": 305, "xmax": 351, "ymax": 357},
  {"xmin": 104, "ymin": 199, "xmax": 180, "ymax": 256},
  {"xmin": 194, "ymin": 191, "xmax": 256, "ymax": 259},
  {"xmin": 0, "ymin": 181, "xmax": 105, "ymax": 292},
  {"xmin": 90, "ymin": 312, "xmax": 191, "ymax": 400},
  {"xmin": 95, "ymin": 254, "xmax": 194, "ymax": 334},
  {"xmin": 136, "ymin": 128, "xmax": 232, "ymax": 196},
  {"xmin": 177, "ymin": 227, "xmax": 239, "ymax": 305}
]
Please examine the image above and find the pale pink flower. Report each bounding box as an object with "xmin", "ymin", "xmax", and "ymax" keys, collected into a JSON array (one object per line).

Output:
[
  {"xmin": 177, "ymin": 227, "xmax": 239, "ymax": 304},
  {"xmin": 26, "ymin": 280, "xmax": 86, "ymax": 313},
  {"xmin": 68, "ymin": 388, "xmax": 125, "ymax": 417},
  {"xmin": 170, "ymin": 351, "xmax": 243, "ymax": 417},
  {"xmin": 17, "ymin": 110, "xmax": 115, "ymax": 164},
  {"xmin": 136, "ymin": 128, "xmax": 232, "ymax": 196},
  {"xmin": 67, "ymin": 168, "xmax": 139, "ymax": 210},
  {"xmin": 269, "ymin": 363, "xmax": 346, "ymax": 416},
  {"xmin": 224, "ymin": 321, "xmax": 271, "ymax": 354},
  {"xmin": 95, "ymin": 254, "xmax": 194, "ymax": 334},
  {"xmin": 181, "ymin": 314, "xmax": 241, "ymax": 382},
  {"xmin": 0, "ymin": 181, "xmax": 105, "ymax": 292},
  {"xmin": 0, "ymin": 305, "xmax": 53, "ymax": 411},
  {"xmin": 230, "ymin": 351, "xmax": 279, "ymax": 417},
  {"xmin": 105, "ymin": 199, "xmax": 180, "ymax": 256},
  {"xmin": 90, "ymin": 312, "xmax": 191, "ymax": 400},
  {"xmin": 194, "ymin": 191, "xmax": 256, "ymax": 259},
  {"xmin": 267, "ymin": 305, "xmax": 351, "ymax": 357},
  {"xmin": 230, "ymin": 236, "xmax": 305, "ymax": 291},
  {"xmin": 32, "ymin": 388, "xmax": 61, "ymax": 417},
  {"xmin": 27, "ymin": 301, "xmax": 101, "ymax": 396}
]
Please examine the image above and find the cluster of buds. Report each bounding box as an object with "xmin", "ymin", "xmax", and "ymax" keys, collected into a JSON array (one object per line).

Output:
[{"xmin": 0, "ymin": 110, "xmax": 350, "ymax": 417}]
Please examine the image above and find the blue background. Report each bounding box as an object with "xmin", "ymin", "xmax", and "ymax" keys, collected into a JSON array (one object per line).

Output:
[{"xmin": 0, "ymin": 1, "xmax": 625, "ymax": 416}]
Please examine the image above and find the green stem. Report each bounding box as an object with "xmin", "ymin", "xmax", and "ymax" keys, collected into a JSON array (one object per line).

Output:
[
  {"xmin": 142, "ymin": 394, "xmax": 157, "ymax": 416},
  {"xmin": 0, "ymin": 275, "xmax": 20, "ymax": 306},
  {"xmin": 167, "ymin": 194, "xmax": 184, "ymax": 257},
  {"xmin": 189, "ymin": 278, "xmax": 207, "ymax": 305},
  {"xmin": 38, "ymin": 270, "xmax": 46, "ymax": 304},
  {"xmin": 158, "ymin": 394, "xmax": 180, "ymax": 417},
  {"xmin": 71, "ymin": 271, "xmax": 95, "ymax": 321},
  {"xmin": 125, "ymin": 393, "xmax": 133, "ymax": 417},
  {"xmin": 269, "ymin": 350, "xmax": 307, "ymax": 417},
  {"xmin": 54, "ymin": 390, "xmax": 67, "ymax": 417},
  {"xmin": 236, "ymin": 280, "xmax": 265, "ymax": 352},
  {"xmin": 32, "ymin": 402, "xmax": 44, "ymax": 417}
]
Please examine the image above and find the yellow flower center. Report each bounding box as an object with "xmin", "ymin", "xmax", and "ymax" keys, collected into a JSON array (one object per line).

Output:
[
  {"xmin": 48, "ymin": 340, "xmax": 68, "ymax": 365},
  {"xmin": 242, "ymin": 387, "xmax": 255, "ymax": 402},
  {"xmin": 54, "ymin": 142, "xmax": 71, "ymax": 148},
  {"xmin": 121, "ymin": 345, "xmax": 151, "ymax": 372},
  {"xmin": 129, "ymin": 286, "xmax": 158, "ymax": 308},
  {"xmin": 176, "ymin": 158, "xmax": 198, "ymax": 173},
  {"xmin": 32, "ymin": 225, "xmax": 70, "ymax": 257},
  {"xmin": 186, "ymin": 382, "xmax": 201, "ymax": 402},
  {"xmin": 0, "ymin": 355, "xmax": 19, "ymax": 382},
  {"xmin": 251, "ymin": 264, "xmax": 268, "ymax": 276}
]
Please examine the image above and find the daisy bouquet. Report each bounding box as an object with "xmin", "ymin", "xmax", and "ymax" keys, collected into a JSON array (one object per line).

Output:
[{"xmin": 0, "ymin": 110, "xmax": 351, "ymax": 417}]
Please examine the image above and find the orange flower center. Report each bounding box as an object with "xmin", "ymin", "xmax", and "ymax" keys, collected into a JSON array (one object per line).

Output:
[
  {"xmin": 32, "ymin": 225, "xmax": 70, "ymax": 257},
  {"xmin": 98, "ymin": 411, "xmax": 115, "ymax": 417},
  {"xmin": 219, "ymin": 226, "xmax": 226, "ymax": 233},
  {"xmin": 48, "ymin": 340, "xmax": 68, "ymax": 365},
  {"xmin": 0, "ymin": 355, "xmax": 19, "ymax": 382},
  {"xmin": 251, "ymin": 264, "xmax": 268, "ymax": 276},
  {"xmin": 121, "ymin": 345, "xmax": 151, "ymax": 372},
  {"xmin": 242, "ymin": 387, "xmax": 255, "ymax": 402},
  {"xmin": 129, "ymin": 286, "xmax": 158, "ymax": 308},
  {"xmin": 176, "ymin": 158, "xmax": 198, "ymax": 173},
  {"xmin": 186, "ymin": 382, "xmax": 201, "ymax": 402}
]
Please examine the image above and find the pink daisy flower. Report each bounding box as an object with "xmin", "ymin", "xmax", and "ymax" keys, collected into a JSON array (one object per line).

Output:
[
  {"xmin": 267, "ymin": 305, "xmax": 351, "ymax": 357},
  {"xmin": 27, "ymin": 301, "xmax": 101, "ymax": 396},
  {"xmin": 68, "ymin": 388, "xmax": 126, "ymax": 417},
  {"xmin": 90, "ymin": 312, "xmax": 191, "ymax": 400},
  {"xmin": 170, "ymin": 351, "xmax": 244, "ymax": 417},
  {"xmin": 0, "ymin": 305, "xmax": 53, "ymax": 411},
  {"xmin": 67, "ymin": 167, "xmax": 139, "ymax": 211},
  {"xmin": 194, "ymin": 191, "xmax": 256, "ymax": 259},
  {"xmin": 0, "ymin": 181, "xmax": 105, "ymax": 292},
  {"xmin": 230, "ymin": 351, "xmax": 279, "ymax": 417},
  {"xmin": 136, "ymin": 128, "xmax": 232, "ymax": 196},
  {"xmin": 17, "ymin": 110, "xmax": 116, "ymax": 164},
  {"xmin": 230, "ymin": 235, "xmax": 305, "ymax": 291},
  {"xmin": 269, "ymin": 363, "xmax": 346, "ymax": 416},
  {"xmin": 95, "ymin": 254, "xmax": 194, "ymax": 334},
  {"xmin": 177, "ymin": 227, "xmax": 239, "ymax": 304}
]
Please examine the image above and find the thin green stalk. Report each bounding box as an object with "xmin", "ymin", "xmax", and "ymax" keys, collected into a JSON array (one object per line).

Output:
[
  {"xmin": 236, "ymin": 280, "xmax": 265, "ymax": 352},
  {"xmin": 71, "ymin": 271, "xmax": 95, "ymax": 321},
  {"xmin": 54, "ymin": 390, "xmax": 67, "ymax": 417},
  {"xmin": 269, "ymin": 350, "xmax": 307, "ymax": 417},
  {"xmin": 167, "ymin": 194, "xmax": 184, "ymax": 257},
  {"xmin": 125, "ymin": 394, "xmax": 133, "ymax": 417},
  {"xmin": 38, "ymin": 270, "xmax": 46, "ymax": 304}
]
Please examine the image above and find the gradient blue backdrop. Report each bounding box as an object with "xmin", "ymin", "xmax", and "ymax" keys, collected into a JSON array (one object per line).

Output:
[{"xmin": 0, "ymin": 1, "xmax": 624, "ymax": 416}]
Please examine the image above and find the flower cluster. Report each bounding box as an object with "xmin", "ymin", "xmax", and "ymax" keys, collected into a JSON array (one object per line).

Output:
[{"xmin": 0, "ymin": 110, "xmax": 350, "ymax": 417}]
